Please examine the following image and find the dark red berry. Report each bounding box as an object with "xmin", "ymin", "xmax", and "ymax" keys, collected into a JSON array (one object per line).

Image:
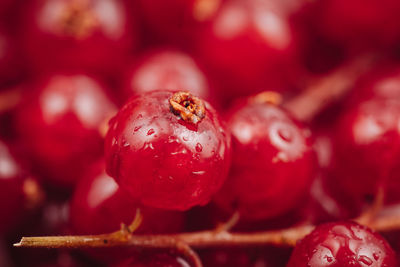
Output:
[
  {"xmin": 213, "ymin": 99, "xmax": 316, "ymax": 221},
  {"xmin": 70, "ymin": 161, "xmax": 184, "ymax": 235},
  {"xmin": 331, "ymin": 97, "xmax": 400, "ymax": 206},
  {"xmin": 194, "ymin": 0, "xmax": 303, "ymax": 102},
  {"xmin": 21, "ymin": 0, "xmax": 137, "ymax": 75},
  {"xmin": 16, "ymin": 74, "xmax": 117, "ymax": 187},
  {"xmin": 111, "ymin": 253, "xmax": 191, "ymax": 267},
  {"xmin": 287, "ymin": 221, "xmax": 397, "ymax": 267},
  {"xmin": 123, "ymin": 49, "xmax": 211, "ymax": 101},
  {"xmin": 105, "ymin": 91, "xmax": 231, "ymax": 210}
]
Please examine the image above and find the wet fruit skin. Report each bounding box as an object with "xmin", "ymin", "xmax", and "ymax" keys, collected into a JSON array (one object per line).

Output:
[
  {"xmin": 70, "ymin": 161, "xmax": 184, "ymax": 235},
  {"xmin": 213, "ymin": 100, "xmax": 316, "ymax": 221},
  {"xmin": 287, "ymin": 221, "xmax": 397, "ymax": 267},
  {"xmin": 123, "ymin": 49, "xmax": 211, "ymax": 101},
  {"xmin": 194, "ymin": 0, "xmax": 303, "ymax": 103},
  {"xmin": 20, "ymin": 0, "xmax": 136, "ymax": 75},
  {"xmin": 16, "ymin": 74, "xmax": 117, "ymax": 187},
  {"xmin": 105, "ymin": 90, "xmax": 231, "ymax": 211}
]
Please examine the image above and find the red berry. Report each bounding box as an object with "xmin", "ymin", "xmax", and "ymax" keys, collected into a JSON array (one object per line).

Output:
[
  {"xmin": 112, "ymin": 253, "xmax": 191, "ymax": 267},
  {"xmin": 194, "ymin": 0, "xmax": 303, "ymax": 102},
  {"xmin": 123, "ymin": 49, "xmax": 211, "ymax": 101},
  {"xmin": 331, "ymin": 97, "xmax": 400, "ymax": 206},
  {"xmin": 21, "ymin": 0, "xmax": 137, "ymax": 75},
  {"xmin": 213, "ymin": 99, "xmax": 316, "ymax": 221},
  {"xmin": 70, "ymin": 161, "xmax": 184, "ymax": 235},
  {"xmin": 105, "ymin": 91, "xmax": 231, "ymax": 210},
  {"xmin": 287, "ymin": 221, "xmax": 397, "ymax": 267},
  {"xmin": 16, "ymin": 74, "xmax": 117, "ymax": 187}
]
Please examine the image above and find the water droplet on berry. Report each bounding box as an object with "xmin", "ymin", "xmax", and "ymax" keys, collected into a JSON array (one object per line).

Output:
[
  {"xmin": 147, "ymin": 128, "xmax": 155, "ymax": 135},
  {"xmin": 278, "ymin": 127, "xmax": 293, "ymax": 142},
  {"xmin": 196, "ymin": 143, "xmax": 203, "ymax": 152},
  {"xmin": 358, "ymin": 255, "xmax": 373, "ymax": 266}
]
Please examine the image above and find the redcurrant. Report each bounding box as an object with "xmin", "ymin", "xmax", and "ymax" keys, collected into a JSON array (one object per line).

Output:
[
  {"xmin": 287, "ymin": 221, "xmax": 397, "ymax": 267},
  {"xmin": 105, "ymin": 91, "xmax": 231, "ymax": 210},
  {"xmin": 16, "ymin": 74, "xmax": 117, "ymax": 187},
  {"xmin": 213, "ymin": 99, "xmax": 316, "ymax": 221}
]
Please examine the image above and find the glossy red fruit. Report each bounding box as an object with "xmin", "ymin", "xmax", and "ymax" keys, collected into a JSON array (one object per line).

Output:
[
  {"xmin": 287, "ymin": 221, "xmax": 397, "ymax": 267},
  {"xmin": 124, "ymin": 49, "xmax": 211, "ymax": 101},
  {"xmin": 0, "ymin": 140, "xmax": 39, "ymax": 234},
  {"xmin": 112, "ymin": 253, "xmax": 191, "ymax": 267},
  {"xmin": 70, "ymin": 161, "xmax": 184, "ymax": 235},
  {"xmin": 21, "ymin": 0, "xmax": 137, "ymax": 75},
  {"xmin": 195, "ymin": 0, "xmax": 304, "ymax": 102},
  {"xmin": 105, "ymin": 91, "xmax": 231, "ymax": 210},
  {"xmin": 315, "ymin": 0, "xmax": 400, "ymax": 49},
  {"xmin": 331, "ymin": 98, "xmax": 400, "ymax": 206},
  {"xmin": 214, "ymin": 99, "xmax": 316, "ymax": 221},
  {"xmin": 16, "ymin": 74, "xmax": 117, "ymax": 187}
]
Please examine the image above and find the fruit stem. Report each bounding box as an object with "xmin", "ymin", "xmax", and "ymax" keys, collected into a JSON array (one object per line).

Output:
[
  {"xmin": 284, "ymin": 54, "xmax": 377, "ymax": 122},
  {"xmin": 170, "ymin": 91, "xmax": 206, "ymax": 124}
]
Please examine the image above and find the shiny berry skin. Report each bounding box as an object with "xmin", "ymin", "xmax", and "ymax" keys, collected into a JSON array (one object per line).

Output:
[
  {"xmin": 287, "ymin": 221, "xmax": 397, "ymax": 267},
  {"xmin": 124, "ymin": 49, "xmax": 211, "ymax": 101},
  {"xmin": 21, "ymin": 0, "xmax": 137, "ymax": 75},
  {"xmin": 213, "ymin": 100, "xmax": 316, "ymax": 221},
  {"xmin": 194, "ymin": 0, "xmax": 303, "ymax": 102},
  {"xmin": 105, "ymin": 91, "xmax": 231, "ymax": 210},
  {"xmin": 330, "ymin": 98, "xmax": 400, "ymax": 206},
  {"xmin": 16, "ymin": 74, "xmax": 117, "ymax": 187},
  {"xmin": 111, "ymin": 253, "xmax": 191, "ymax": 267},
  {"xmin": 70, "ymin": 161, "xmax": 184, "ymax": 235}
]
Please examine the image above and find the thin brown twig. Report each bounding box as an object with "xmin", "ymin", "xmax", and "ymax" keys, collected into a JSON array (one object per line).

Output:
[{"xmin": 284, "ymin": 55, "xmax": 377, "ymax": 122}]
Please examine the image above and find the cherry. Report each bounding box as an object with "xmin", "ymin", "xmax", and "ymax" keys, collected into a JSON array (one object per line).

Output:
[
  {"xmin": 105, "ymin": 91, "xmax": 231, "ymax": 210},
  {"xmin": 194, "ymin": 0, "xmax": 304, "ymax": 103},
  {"xmin": 16, "ymin": 74, "xmax": 117, "ymax": 187},
  {"xmin": 287, "ymin": 221, "xmax": 397, "ymax": 267},
  {"xmin": 0, "ymin": 140, "xmax": 41, "ymax": 234},
  {"xmin": 213, "ymin": 98, "xmax": 316, "ymax": 221},
  {"xmin": 111, "ymin": 253, "xmax": 191, "ymax": 267},
  {"xmin": 123, "ymin": 49, "xmax": 211, "ymax": 101},
  {"xmin": 20, "ymin": 0, "xmax": 137, "ymax": 76},
  {"xmin": 70, "ymin": 160, "xmax": 184, "ymax": 235}
]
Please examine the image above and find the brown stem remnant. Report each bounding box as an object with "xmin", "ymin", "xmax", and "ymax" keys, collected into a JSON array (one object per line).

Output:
[{"xmin": 170, "ymin": 91, "xmax": 206, "ymax": 124}]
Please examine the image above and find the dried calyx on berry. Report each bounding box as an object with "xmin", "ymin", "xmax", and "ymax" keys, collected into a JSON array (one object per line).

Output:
[{"xmin": 170, "ymin": 91, "xmax": 205, "ymax": 124}]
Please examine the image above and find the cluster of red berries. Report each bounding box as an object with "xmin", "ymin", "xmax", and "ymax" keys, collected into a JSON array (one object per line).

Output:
[{"xmin": 2, "ymin": 0, "xmax": 400, "ymax": 266}]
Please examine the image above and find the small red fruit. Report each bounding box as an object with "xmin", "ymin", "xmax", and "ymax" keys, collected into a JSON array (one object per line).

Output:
[
  {"xmin": 287, "ymin": 221, "xmax": 397, "ymax": 267},
  {"xmin": 105, "ymin": 91, "xmax": 231, "ymax": 210},
  {"xmin": 214, "ymin": 98, "xmax": 316, "ymax": 221}
]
